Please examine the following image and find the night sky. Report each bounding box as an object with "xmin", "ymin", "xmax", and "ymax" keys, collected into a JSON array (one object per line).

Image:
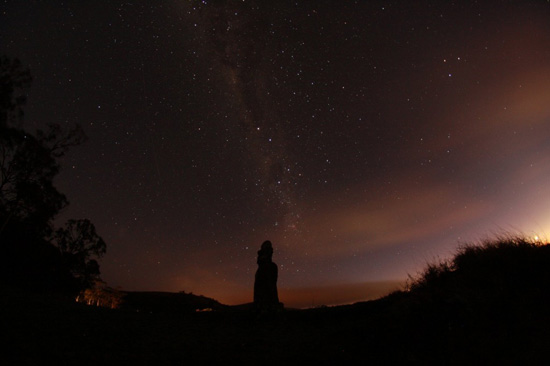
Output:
[{"xmin": 2, "ymin": 1, "xmax": 550, "ymax": 307}]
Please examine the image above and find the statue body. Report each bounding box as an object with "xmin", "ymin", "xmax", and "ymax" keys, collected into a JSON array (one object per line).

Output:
[{"xmin": 253, "ymin": 241, "xmax": 282, "ymax": 311}]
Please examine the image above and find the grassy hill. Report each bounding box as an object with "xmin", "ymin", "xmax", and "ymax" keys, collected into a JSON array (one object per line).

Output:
[
  {"xmin": 120, "ymin": 291, "xmax": 227, "ymax": 313},
  {"xmin": 3, "ymin": 236, "xmax": 550, "ymax": 364}
]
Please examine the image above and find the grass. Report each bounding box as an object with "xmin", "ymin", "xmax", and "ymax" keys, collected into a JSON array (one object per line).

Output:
[{"xmin": 407, "ymin": 236, "xmax": 550, "ymax": 306}]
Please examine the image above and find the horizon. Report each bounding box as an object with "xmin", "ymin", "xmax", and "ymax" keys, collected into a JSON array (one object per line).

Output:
[
  {"xmin": 2, "ymin": 1, "xmax": 550, "ymax": 305},
  {"xmin": 117, "ymin": 279, "xmax": 405, "ymax": 309}
]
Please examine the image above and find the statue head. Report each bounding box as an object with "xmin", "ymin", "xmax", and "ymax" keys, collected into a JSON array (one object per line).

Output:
[{"xmin": 257, "ymin": 240, "xmax": 273, "ymax": 264}]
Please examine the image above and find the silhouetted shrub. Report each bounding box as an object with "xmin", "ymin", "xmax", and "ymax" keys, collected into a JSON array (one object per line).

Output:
[{"xmin": 406, "ymin": 235, "xmax": 550, "ymax": 314}]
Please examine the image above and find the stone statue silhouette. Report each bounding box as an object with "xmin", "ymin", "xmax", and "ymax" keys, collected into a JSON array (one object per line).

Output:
[{"xmin": 253, "ymin": 240, "xmax": 282, "ymax": 311}]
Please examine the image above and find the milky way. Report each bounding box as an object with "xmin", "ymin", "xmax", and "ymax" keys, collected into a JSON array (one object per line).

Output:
[
  {"xmin": 196, "ymin": 2, "xmax": 304, "ymax": 231},
  {"xmin": 1, "ymin": 1, "xmax": 550, "ymax": 307}
]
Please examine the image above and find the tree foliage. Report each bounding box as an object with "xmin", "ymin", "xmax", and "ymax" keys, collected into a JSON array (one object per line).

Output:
[
  {"xmin": 0, "ymin": 56, "xmax": 31, "ymax": 129},
  {"xmin": 0, "ymin": 56, "xmax": 104, "ymax": 293},
  {"xmin": 0, "ymin": 123, "xmax": 86, "ymax": 234},
  {"xmin": 55, "ymin": 219, "xmax": 106, "ymax": 287}
]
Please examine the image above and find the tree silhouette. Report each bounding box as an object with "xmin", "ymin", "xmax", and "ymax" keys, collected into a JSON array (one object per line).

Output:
[
  {"xmin": 54, "ymin": 219, "xmax": 106, "ymax": 288},
  {"xmin": 0, "ymin": 56, "xmax": 103, "ymax": 292},
  {"xmin": 0, "ymin": 56, "xmax": 31, "ymax": 129}
]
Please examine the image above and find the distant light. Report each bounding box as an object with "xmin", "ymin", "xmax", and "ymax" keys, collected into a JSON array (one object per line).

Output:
[{"xmin": 196, "ymin": 308, "xmax": 213, "ymax": 312}]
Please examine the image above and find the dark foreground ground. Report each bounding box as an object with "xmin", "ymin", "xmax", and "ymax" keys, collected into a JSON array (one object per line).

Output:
[
  {"xmin": 2, "ymin": 285, "xmax": 550, "ymax": 365},
  {"xmin": 4, "ymin": 239, "xmax": 550, "ymax": 364}
]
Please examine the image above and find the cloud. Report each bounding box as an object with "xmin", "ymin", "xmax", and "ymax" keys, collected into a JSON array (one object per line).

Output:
[
  {"xmin": 284, "ymin": 180, "xmax": 493, "ymax": 260},
  {"xmin": 279, "ymin": 280, "xmax": 404, "ymax": 309}
]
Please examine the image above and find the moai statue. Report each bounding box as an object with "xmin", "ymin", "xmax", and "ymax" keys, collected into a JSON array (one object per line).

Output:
[{"xmin": 253, "ymin": 240, "xmax": 283, "ymax": 311}]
